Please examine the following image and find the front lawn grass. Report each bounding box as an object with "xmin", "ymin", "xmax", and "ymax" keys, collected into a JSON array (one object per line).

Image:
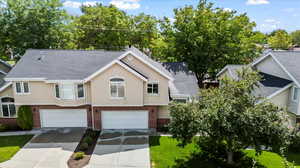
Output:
[
  {"xmin": 149, "ymin": 136, "xmax": 300, "ymax": 168},
  {"xmin": 0, "ymin": 135, "xmax": 33, "ymax": 163}
]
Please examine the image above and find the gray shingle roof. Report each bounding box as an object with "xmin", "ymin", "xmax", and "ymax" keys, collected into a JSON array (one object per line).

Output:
[
  {"xmin": 162, "ymin": 62, "xmax": 199, "ymax": 97},
  {"xmin": 253, "ymin": 72, "xmax": 293, "ymax": 97},
  {"xmin": 271, "ymin": 51, "xmax": 300, "ymax": 85},
  {"xmin": 6, "ymin": 49, "xmax": 125, "ymax": 80}
]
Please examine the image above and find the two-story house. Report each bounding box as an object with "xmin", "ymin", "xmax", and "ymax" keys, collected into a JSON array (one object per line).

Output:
[
  {"xmin": 0, "ymin": 47, "xmax": 198, "ymax": 130},
  {"xmin": 217, "ymin": 51, "xmax": 300, "ymax": 126}
]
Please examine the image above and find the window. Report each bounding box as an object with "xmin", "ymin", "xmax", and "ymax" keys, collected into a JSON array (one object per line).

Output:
[
  {"xmin": 1, "ymin": 97, "xmax": 16, "ymax": 118},
  {"xmin": 55, "ymin": 84, "xmax": 60, "ymax": 98},
  {"xmin": 110, "ymin": 78, "xmax": 125, "ymax": 98},
  {"xmin": 55, "ymin": 83, "xmax": 75, "ymax": 100},
  {"xmin": 15, "ymin": 82, "xmax": 29, "ymax": 94},
  {"xmin": 292, "ymin": 87, "xmax": 299, "ymax": 101},
  {"xmin": 77, "ymin": 84, "xmax": 84, "ymax": 98},
  {"xmin": 147, "ymin": 82, "xmax": 159, "ymax": 94}
]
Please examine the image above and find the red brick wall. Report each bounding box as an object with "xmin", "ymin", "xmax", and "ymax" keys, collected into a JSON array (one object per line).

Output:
[
  {"xmin": 157, "ymin": 118, "xmax": 170, "ymax": 128},
  {"xmin": 93, "ymin": 106, "xmax": 158, "ymax": 130},
  {"xmin": 30, "ymin": 105, "xmax": 92, "ymax": 128},
  {"xmin": 0, "ymin": 118, "xmax": 17, "ymax": 127}
]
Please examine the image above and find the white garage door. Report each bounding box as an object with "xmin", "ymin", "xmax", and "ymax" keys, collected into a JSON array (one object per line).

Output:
[
  {"xmin": 102, "ymin": 111, "xmax": 148, "ymax": 129},
  {"xmin": 40, "ymin": 109, "xmax": 87, "ymax": 127}
]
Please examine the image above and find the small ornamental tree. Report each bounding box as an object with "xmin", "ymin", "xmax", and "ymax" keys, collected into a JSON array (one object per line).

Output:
[
  {"xmin": 169, "ymin": 68, "xmax": 292, "ymax": 165},
  {"xmin": 17, "ymin": 105, "xmax": 33, "ymax": 130}
]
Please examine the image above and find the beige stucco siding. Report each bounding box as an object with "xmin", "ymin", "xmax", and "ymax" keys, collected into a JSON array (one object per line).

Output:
[
  {"xmin": 158, "ymin": 106, "xmax": 170, "ymax": 118},
  {"xmin": 90, "ymin": 64, "xmax": 144, "ymax": 106},
  {"xmin": 255, "ymin": 56, "xmax": 290, "ymax": 80},
  {"xmin": 0, "ymin": 85, "xmax": 13, "ymax": 98},
  {"xmin": 122, "ymin": 54, "xmax": 169, "ymax": 105},
  {"xmin": 269, "ymin": 88, "xmax": 289, "ymax": 109},
  {"xmin": 13, "ymin": 81, "xmax": 90, "ymax": 106}
]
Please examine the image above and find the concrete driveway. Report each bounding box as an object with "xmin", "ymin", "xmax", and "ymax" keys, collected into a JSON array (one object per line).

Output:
[
  {"xmin": 86, "ymin": 129, "xmax": 150, "ymax": 168},
  {"xmin": 0, "ymin": 128, "xmax": 86, "ymax": 168}
]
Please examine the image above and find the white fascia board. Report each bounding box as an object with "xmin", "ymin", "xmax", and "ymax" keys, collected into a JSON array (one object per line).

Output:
[
  {"xmin": 0, "ymin": 82, "xmax": 12, "ymax": 92},
  {"xmin": 116, "ymin": 60, "xmax": 148, "ymax": 82},
  {"xmin": 5, "ymin": 78, "xmax": 46, "ymax": 81},
  {"xmin": 84, "ymin": 60, "xmax": 148, "ymax": 82},
  {"xmin": 270, "ymin": 53, "xmax": 300, "ymax": 88},
  {"xmin": 45, "ymin": 80, "xmax": 84, "ymax": 83},
  {"xmin": 251, "ymin": 53, "xmax": 272, "ymax": 66},
  {"xmin": 118, "ymin": 51, "xmax": 174, "ymax": 81},
  {"xmin": 216, "ymin": 66, "xmax": 229, "ymax": 77},
  {"xmin": 266, "ymin": 83, "xmax": 293, "ymax": 99}
]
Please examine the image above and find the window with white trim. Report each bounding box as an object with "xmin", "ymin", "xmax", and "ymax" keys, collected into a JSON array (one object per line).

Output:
[
  {"xmin": 77, "ymin": 84, "xmax": 84, "ymax": 98},
  {"xmin": 1, "ymin": 97, "xmax": 16, "ymax": 118},
  {"xmin": 15, "ymin": 82, "xmax": 29, "ymax": 94},
  {"xmin": 292, "ymin": 87, "xmax": 299, "ymax": 101},
  {"xmin": 147, "ymin": 82, "xmax": 158, "ymax": 94},
  {"xmin": 110, "ymin": 78, "xmax": 125, "ymax": 98},
  {"xmin": 55, "ymin": 83, "xmax": 75, "ymax": 100}
]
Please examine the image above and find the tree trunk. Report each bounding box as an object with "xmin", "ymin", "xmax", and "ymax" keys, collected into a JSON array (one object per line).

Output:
[
  {"xmin": 227, "ymin": 151, "xmax": 234, "ymax": 165},
  {"xmin": 195, "ymin": 73, "xmax": 205, "ymax": 88}
]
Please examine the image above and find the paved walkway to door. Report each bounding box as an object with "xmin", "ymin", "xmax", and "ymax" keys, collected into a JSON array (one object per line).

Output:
[
  {"xmin": 0, "ymin": 128, "xmax": 86, "ymax": 168},
  {"xmin": 85, "ymin": 129, "xmax": 150, "ymax": 168}
]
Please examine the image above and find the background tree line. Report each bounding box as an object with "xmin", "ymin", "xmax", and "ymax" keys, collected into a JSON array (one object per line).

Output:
[{"xmin": 0, "ymin": 0, "xmax": 299, "ymax": 87}]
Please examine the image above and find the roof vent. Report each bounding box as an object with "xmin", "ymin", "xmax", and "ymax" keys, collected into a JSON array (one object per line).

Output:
[{"xmin": 37, "ymin": 51, "xmax": 46, "ymax": 61}]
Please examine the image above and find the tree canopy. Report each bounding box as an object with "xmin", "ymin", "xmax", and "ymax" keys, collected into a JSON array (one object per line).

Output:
[
  {"xmin": 169, "ymin": 68, "xmax": 292, "ymax": 165},
  {"xmin": 268, "ymin": 30, "xmax": 292, "ymax": 50},
  {"xmin": 161, "ymin": 0, "xmax": 262, "ymax": 87},
  {"xmin": 0, "ymin": 0, "xmax": 68, "ymax": 59}
]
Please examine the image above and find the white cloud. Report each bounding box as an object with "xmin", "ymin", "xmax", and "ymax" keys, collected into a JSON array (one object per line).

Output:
[
  {"xmin": 63, "ymin": 1, "xmax": 98, "ymax": 8},
  {"xmin": 224, "ymin": 8, "xmax": 232, "ymax": 12},
  {"xmin": 257, "ymin": 19, "xmax": 280, "ymax": 32},
  {"xmin": 110, "ymin": 0, "xmax": 140, "ymax": 10},
  {"xmin": 246, "ymin": 0, "xmax": 269, "ymax": 5}
]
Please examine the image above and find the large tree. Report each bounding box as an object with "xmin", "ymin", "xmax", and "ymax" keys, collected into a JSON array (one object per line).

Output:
[
  {"xmin": 268, "ymin": 30, "xmax": 292, "ymax": 50},
  {"xmin": 162, "ymin": 0, "xmax": 262, "ymax": 87},
  {"xmin": 169, "ymin": 68, "xmax": 292, "ymax": 165},
  {"xmin": 0, "ymin": 0, "xmax": 68, "ymax": 60},
  {"xmin": 290, "ymin": 30, "xmax": 300, "ymax": 46}
]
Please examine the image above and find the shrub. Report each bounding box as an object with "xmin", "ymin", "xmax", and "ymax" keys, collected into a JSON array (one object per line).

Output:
[
  {"xmin": 79, "ymin": 142, "xmax": 89, "ymax": 151},
  {"xmin": 17, "ymin": 106, "xmax": 33, "ymax": 130},
  {"xmin": 289, "ymin": 131, "xmax": 300, "ymax": 152},
  {"xmin": 74, "ymin": 152, "xmax": 84, "ymax": 160},
  {"xmin": 83, "ymin": 136, "xmax": 93, "ymax": 145},
  {"xmin": 0, "ymin": 124, "xmax": 7, "ymax": 132}
]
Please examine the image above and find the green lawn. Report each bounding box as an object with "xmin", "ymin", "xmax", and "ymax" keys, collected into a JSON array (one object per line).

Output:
[
  {"xmin": 0, "ymin": 135, "xmax": 33, "ymax": 163},
  {"xmin": 149, "ymin": 136, "xmax": 300, "ymax": 168}
]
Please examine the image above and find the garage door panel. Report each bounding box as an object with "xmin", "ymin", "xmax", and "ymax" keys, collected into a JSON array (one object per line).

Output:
[
  {"xmin": 41, "ymin": 109, "xmax": 87, "ymax": 127},
  {"xmin": 102, "ymin": 111, "xmax": 148, "ymax": 129}
]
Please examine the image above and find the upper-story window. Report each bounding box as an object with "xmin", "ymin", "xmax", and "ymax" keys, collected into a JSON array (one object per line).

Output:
[
  {"xmin": 292, "ymin": 86, "xmax": 300, "ymax": 101},
  {"xmin": 110, "ymin": 78, "xmax": 125, "ymax": 98},
  {"xmin": 55, "ymin": 83, "xmax": 75, "ymax": 100},
  {"xmin": 1, "ymin": 97, "xmax": 16, "ymax": 118},
  {"xmin": 77, "ymin": 84, "xmax": 85, "ymax": 98},
  {"xmin": 147, "ymin": 82, "xmax": 159, "ymax": 95},
  {"xmin": 15, "ymin": 82, "xmax": 30, "ymax": 94}
]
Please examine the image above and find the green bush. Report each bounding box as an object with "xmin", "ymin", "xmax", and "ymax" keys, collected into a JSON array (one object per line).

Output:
[
  {"xmin": 83, "ymin": 136, "xmax": 93, "ymax": 145},
  {"xmin": 74, "ymin": 152, "xmax": 84, "ymax": 160},
  {"xmin": 17, "ymin": 106, "xmax": 33, "ymax": 130},
  {"xmin": 0, "ymin": 124, "xmax": 7, "ymax": 132},
  {"xmin": 289, "ymin": 131, "xmax": 300, "ymax": 152},
  {"xmin": 79, "ymin": 142, "xmax": 89, "ymax": 151}
]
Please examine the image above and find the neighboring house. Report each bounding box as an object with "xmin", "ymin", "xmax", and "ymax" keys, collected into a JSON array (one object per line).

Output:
[
  {"xmin": 0, "ymin": 47, "xmax": 198, "ymax": 130},
  {"xmin": 217, "ymin": 51, "xmax": 300, "ymax": 126}
]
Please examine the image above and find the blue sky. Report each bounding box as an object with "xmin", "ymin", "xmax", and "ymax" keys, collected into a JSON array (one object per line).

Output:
[{"xmin": 62, "ymin": 0, "xmax": 300, "ymax": 33}]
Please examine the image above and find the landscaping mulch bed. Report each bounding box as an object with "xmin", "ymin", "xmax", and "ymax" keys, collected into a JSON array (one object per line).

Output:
[{"xmin": 67, "ymin": 129, "xmax": 100, "ymax": 168}]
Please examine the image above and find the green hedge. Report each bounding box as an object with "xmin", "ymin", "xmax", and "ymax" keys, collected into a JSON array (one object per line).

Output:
[{"xmin": 17, "ymin": 106, "xmax": 33, "ymax": 130}]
